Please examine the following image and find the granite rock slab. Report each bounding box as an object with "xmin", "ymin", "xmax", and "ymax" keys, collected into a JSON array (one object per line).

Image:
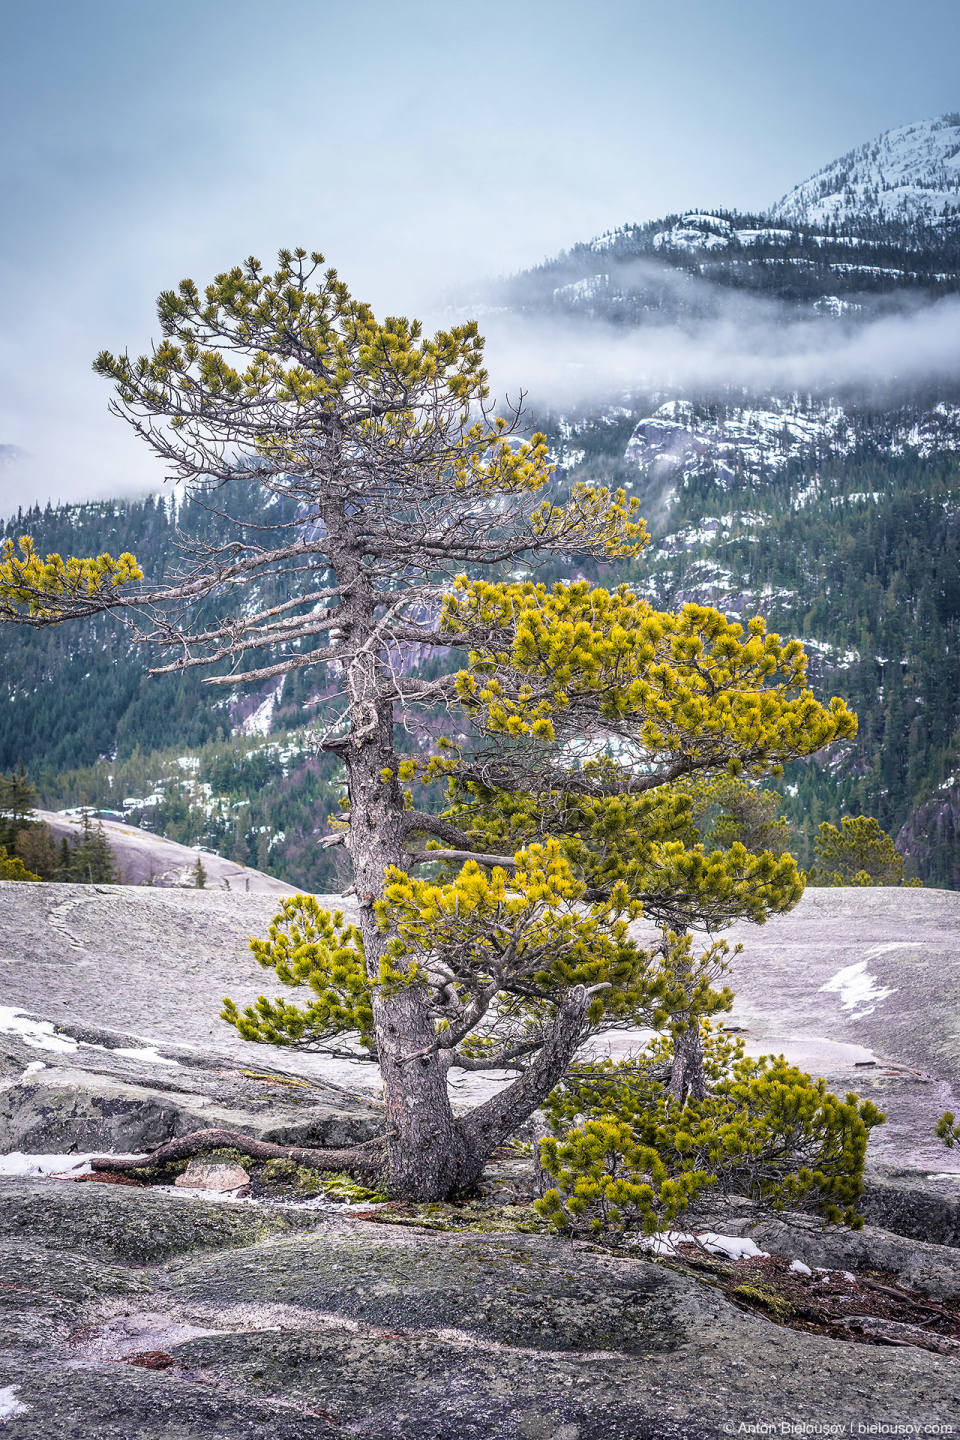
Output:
[
  {"xmin": 0, "ymin": 1014, "xmax": 385, "ymax": 1154},
  {"xmin": 0, "ymin": 1176, "xmax": 959, "ymax": 1439}
]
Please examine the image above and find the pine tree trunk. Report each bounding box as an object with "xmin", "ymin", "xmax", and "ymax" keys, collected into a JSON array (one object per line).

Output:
[
  {"xmin": 668, "ymin": 1021, "xmax": 707, "ymax": 1103},
  {"xmin": 343, "ymin": 603, "xmax": 471, "ymax": 1199},
  {"xmin": 344, "ymin": 687, "xmax": 586, "ymax": 1198},
  {"xmin": 339, "ymin": 554, "xmax": 591, "ymax": 1200}
]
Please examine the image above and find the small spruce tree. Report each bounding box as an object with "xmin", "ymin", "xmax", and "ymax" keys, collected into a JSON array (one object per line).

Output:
[
  {"xmin": 55, "ymin": 836, "xmax": 75, "ymax": 882},
  {"xmin": 62, "ymin": 814, "xmax": 119, "ymax": 885},
  {"xmin": 0, "ymin": 767, "xmax": 37, "ymax": 849},
  {"xmin": 0, "ymin": 767, "xmax": 60, "ymax": 879},
  {"xmin": 936, "ymin": 1112, "xmax": 960, "ymax": 1149}
]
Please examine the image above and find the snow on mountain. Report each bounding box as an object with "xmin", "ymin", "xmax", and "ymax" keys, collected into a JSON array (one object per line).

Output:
[
  {"xmin": 769, "ymin": 114, "xmax": 960, "ymax": 227},
  {"xmin": 651, "ymin": 214, "xmax": 737, "ymax": 252},
  {"xmin": 623, "ymin": 398, "xmax": 852, "ymax": 486},
  {"xmin": 552, "ymin": 275, "xmax": 610, "ymax": 301},
  {"xmin": 614, "ymin": 395, "xmax": 960, "ymax": 637},
  {"xmin": 622, "ymin": 398, "xmax": 960, "ymax": 492}
]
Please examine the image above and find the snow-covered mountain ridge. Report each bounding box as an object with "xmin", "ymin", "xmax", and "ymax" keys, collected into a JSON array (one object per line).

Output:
[
  {"xmin": 494, "ymin": 114, "xmax": 960, "ymax": 328},
  {"xmin": 771, "ymin": 114, "xmax": 960, "ymax": 228}
]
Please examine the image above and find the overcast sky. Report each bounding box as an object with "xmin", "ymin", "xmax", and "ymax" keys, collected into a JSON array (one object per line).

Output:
[{"xmin": 1, "ymin": 0, "xmax": 958, "ymax": 513}]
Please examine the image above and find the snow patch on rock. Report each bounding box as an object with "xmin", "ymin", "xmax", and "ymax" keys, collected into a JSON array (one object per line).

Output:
[
  {"xmin": 0, "ymin": 1006, "xmax": 178, "ymax": 1065},
  {"xmin": 0, "ymin": 1386, "xmax": 29, "ymax": 1420},
  {"xmin": 0, "ymin": 1006, "xmax": 79, "ymax": 1055},
  {"xmin": 241, "ymin": 682, "xmax": 284, "ymax": 737},
  {"xmin": 639, "ymin": 1231, "xmax": 770, "ymax": 1259},
  {"xmin": 819, "ymin": 961, "xmax": 897, "ymax": 1019},
  {"xmin": 0, "ymin": 1151, "xmax": 145, "ymax": 1177}
]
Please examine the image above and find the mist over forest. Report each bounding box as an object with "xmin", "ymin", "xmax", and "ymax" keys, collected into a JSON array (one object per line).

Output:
[{"xmin": 2, "ymin": 113, "xmax": 959, "ymax": 890}]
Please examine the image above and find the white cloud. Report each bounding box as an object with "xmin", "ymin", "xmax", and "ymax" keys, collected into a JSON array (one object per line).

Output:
[{"xmin": 470, "ymin": 293, "xmax": 960, "ymax": 411}]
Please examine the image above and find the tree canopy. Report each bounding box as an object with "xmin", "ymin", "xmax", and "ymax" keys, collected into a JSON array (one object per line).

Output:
[
  {"xmin": 808, "ymin": 814, "xmax": 917, "ymax": 887},
  {"xmin": 0, "ymin": 248, "xmax": 859, "ymax": 1202}
]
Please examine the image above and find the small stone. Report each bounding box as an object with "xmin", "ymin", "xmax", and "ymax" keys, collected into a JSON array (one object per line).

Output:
[{"xmin": 174, "ymin": 1160, "xmax": 249, "ymax": 1192}]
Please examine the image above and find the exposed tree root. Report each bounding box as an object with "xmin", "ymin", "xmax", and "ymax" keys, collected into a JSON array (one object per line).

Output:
[{"xmin": 90, "ymin": 1127, "xmax": 390, "ymax": 1177}]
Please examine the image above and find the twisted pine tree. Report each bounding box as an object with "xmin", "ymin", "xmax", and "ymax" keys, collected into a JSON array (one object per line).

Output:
[{"xmin": 0, "ymin": 248, "xmax": 856, "ymax": 1200}]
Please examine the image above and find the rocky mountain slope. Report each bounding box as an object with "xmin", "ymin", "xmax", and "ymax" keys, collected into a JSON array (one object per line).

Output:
[
  {"xmin": 33, "ymin": 809, "xmax": 299, "ymax": 892},
  {"xmin": 525, "ymin": 383, "xmax": 960, "ymax": 883},
  {"xmin": 771, "ymin": 113, "xmax": 960, "ymax": 227},
  {"xmin": 495, "ymin": 113, "xmax": 960, "ymax": 322},
  {"xmin": 493, "ymin": 115, "xmax": 960, "ymax": 884}
]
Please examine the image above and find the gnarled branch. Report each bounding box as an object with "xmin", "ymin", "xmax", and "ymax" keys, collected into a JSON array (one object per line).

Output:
[
  {"xmin": 407, "ymin": 848, "xmax": 518, "ymax": 869},
  {"xmin": 90, "ymin": 1126, "xmax": 393, "ymax": 1178}
]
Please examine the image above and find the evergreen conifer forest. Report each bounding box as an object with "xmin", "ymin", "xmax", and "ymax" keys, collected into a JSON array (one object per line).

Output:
[
  {"xmin": 3, "ymin": 130, "xmax": 960, "ymax": 891},
  {"xmin": 3, "ymin": 386, "xmax": 957, "ymax": 890}
]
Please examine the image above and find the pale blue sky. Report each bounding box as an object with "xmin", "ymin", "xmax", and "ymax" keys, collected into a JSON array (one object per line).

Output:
[{"xmin": 2, "ymin": 0, "xmax": 958, "ymax": 508}]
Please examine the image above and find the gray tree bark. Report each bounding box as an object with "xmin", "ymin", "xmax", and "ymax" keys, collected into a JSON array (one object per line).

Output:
[
  {"xmin": 668, "ymin": 1022, "xmax": 708, "ymax": 1104},
  {"xmin": 336, "ymin": 538, "xmax": 594, "ymax": 1196}
]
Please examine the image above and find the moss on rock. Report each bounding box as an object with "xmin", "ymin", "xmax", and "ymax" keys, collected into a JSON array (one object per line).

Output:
[
  {"xmin": 731, "ymin": 1280, "xmax": 794, "ymax": 1319},
  {"xmin": 367, "ymin": 1199, "xmax": 548, "ymax": 1234},
  {"xmin": 258, "ymin": 1157, "xmax": 323, "ymax": 1195}
]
